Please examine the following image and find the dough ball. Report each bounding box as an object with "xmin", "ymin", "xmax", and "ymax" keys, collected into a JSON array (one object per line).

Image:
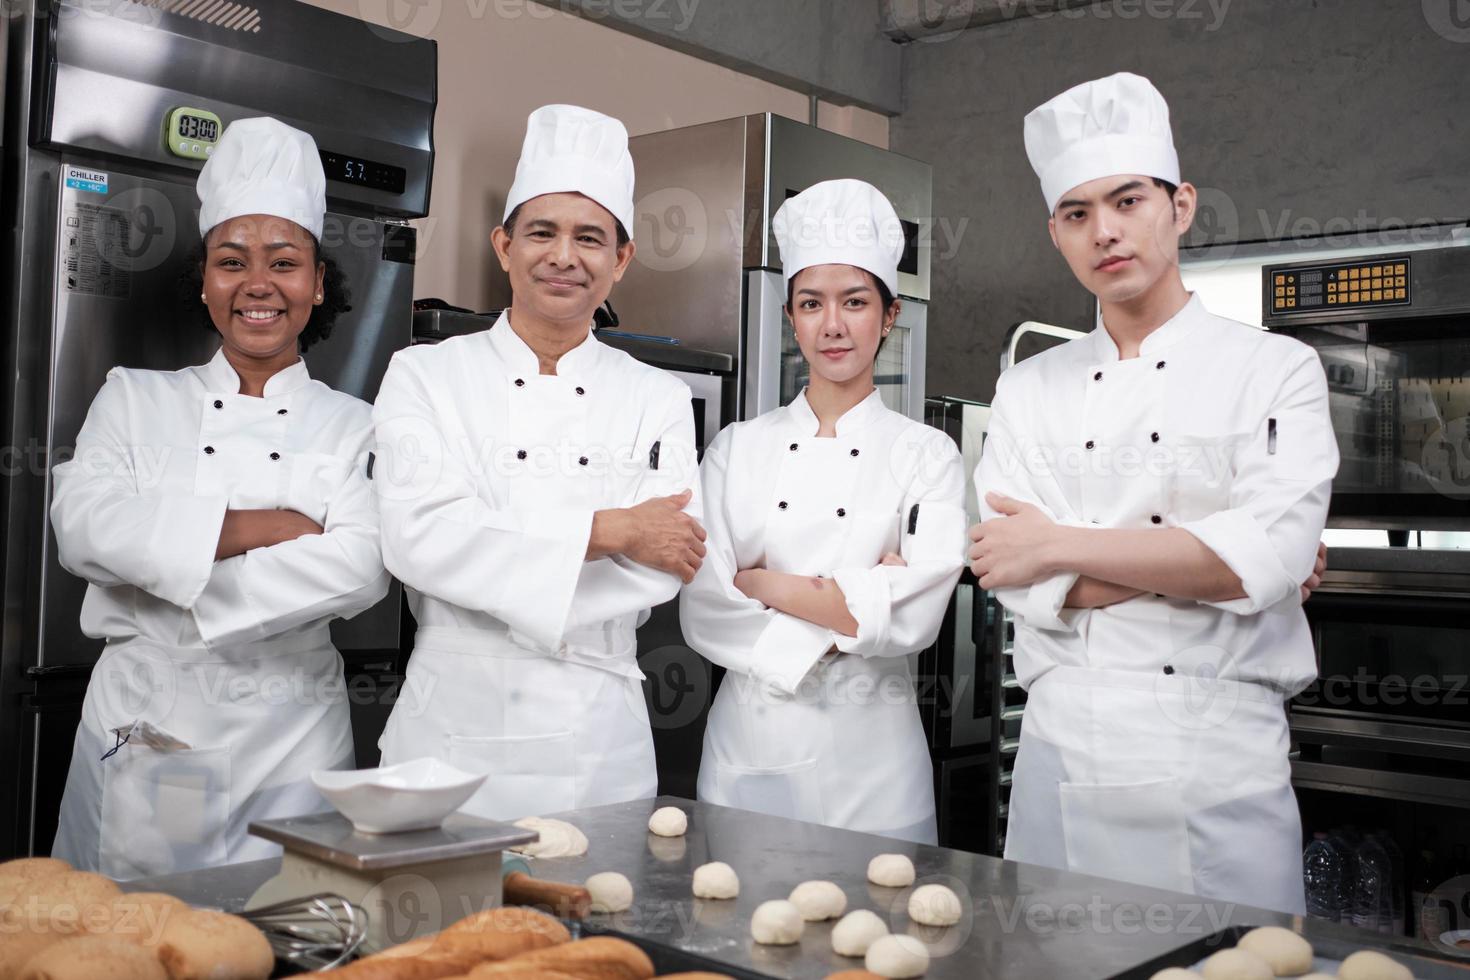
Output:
[
  {"xmin": 1149, "ymin": 971, "xmax": 1203, "ymax": 979},
  {"xmin": 866, "ymin": 854, "xmax": 916, "ymax": 888},
  {"xmin": 1199, "ymin": 947, "xmax": 1272, "ymax": 980},
  {"xmin": 788, "ymin": 881, "xmax": 846, "ymax": 921},
  {"xmin": 647, "ymin": 807, "xmax": 688, "ymax": 837},
  {"xmin": 906, "ymin": 884, "xmax": 961, "ymax": 927},
  {"xmin": 155, "ymin": 910, "xmax": 272, "ymax": 980},
  {"xmin": 511, "ymin": 817, "xmax": 589, "ymax": 858},
  {"xmin": 864, "ymin": 933, "xmax": 930, "ymax": 978},
  {"xmin": 0, "ymin": 859, "xmax": 70, "ymax": 883},
  {"xmin": 692, "ymin": 862, "xmax": 740, "ymax": 900},
  {"xmin": 18, "ymin": 936, "xmax": 166, "ymax": 980},
  {"xmin": 1236, "ymin": 926, "xmax": 1312, "ymax": 976},
  {"xmin": 750, "ymin": 900, "xmax": 803, "ymax": 945},
  {"xmin": 1337, "ymin": 950, "xmax": 1413, "ymax": 980},
  {"xmin": 831, "ymin": 909, "xmax": 889, "ymax": 957},
  {"xmin": 585, "ymin": 872, "xmax": 634, "ymax": 914}
]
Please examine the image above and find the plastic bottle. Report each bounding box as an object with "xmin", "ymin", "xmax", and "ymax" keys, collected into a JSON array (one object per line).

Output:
[
  {"xmin": 1374, "ymin": 831, "xmax": 1406, "ymax": 935},
  {"xmin": 1353, "ymin": 836, "xmax": 1394, "ymax": 934},
  {"xmin": 1304, "ymin": 832, "xmax": 1345, "ymax": 923},
  {"xmin": 1328, "ymin": 828, "xmax": 1360, "ymax": 918}
]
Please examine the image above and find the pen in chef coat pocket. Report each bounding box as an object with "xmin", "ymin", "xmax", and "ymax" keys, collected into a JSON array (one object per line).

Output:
[{"xmin": 1267, "ymin": 418, "xmax": 1277, "ymax": 455}]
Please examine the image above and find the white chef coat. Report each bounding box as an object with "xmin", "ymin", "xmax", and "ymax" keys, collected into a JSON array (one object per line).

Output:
[
  {"xmin": 680, "ymin": 389, "xmax": 966, "ymax": 843},
  {"xmin": 50, "ymin": 348, "xmax": 389, "ymax": 879},
  {"xmin": 976, "ymin": 294, "xmax": 1337, "ymax": 913},
  {"xmin": 371, "ymin": 313, "xmax": 700, "ymax": 820}
]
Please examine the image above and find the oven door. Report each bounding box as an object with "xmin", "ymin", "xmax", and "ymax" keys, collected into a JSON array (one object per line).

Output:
[{"xmin": 1292, "ymin": 592, "xmax": 1470, "ymax": 809}]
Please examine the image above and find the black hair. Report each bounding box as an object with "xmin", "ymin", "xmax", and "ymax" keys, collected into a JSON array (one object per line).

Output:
[
  {"xmin": 1153, "ymin": 178, "xmax": 1181, "ymax": 219},
  {"xmin": 181, "ymin": 235, "xmax": 351, "ymax": 352},
  {"xmin": 784, "ymin": 267, "xmax": 898, "ymax": 314},
  {"xmin": 502, "ymin": 203, "xmax": 631, "ymax": 249}
]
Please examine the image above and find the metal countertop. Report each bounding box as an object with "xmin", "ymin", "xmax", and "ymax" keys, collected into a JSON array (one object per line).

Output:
[{"xmin": 127, "ymin": 796, "xmax": 1440, "ymax": 979}]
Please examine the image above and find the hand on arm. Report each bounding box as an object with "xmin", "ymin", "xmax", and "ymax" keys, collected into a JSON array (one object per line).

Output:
[
  {"xmin": 732, "ymin": 553, "xmax": 907, "ymax": 637},
  {"xmin": 214, "ymin": 509, "xmax": 323, "ymax": 561},
  {"xmin": 587, "ymin": 488, "xmax": 707, "ymax": 583},
  {"xmin": 969, "ymin": 492, "xmax": 1328, "ymax": 605}
]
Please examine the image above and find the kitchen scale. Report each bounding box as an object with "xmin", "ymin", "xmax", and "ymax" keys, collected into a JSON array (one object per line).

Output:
[{"xmin": 246, "ymin": 812, "xmax": 536, "ymax": 952}]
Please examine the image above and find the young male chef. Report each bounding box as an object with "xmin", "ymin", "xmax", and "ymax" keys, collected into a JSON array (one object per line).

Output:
[
  {"xmin": 372, "ymin": 104, "xmax": 705, "ymax": 819},
  {"xmin": 969, "ymin": 73, "xmax": 1336, "ymax": 914}
]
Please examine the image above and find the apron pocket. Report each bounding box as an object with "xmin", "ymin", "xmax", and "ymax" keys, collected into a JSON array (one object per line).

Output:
[
  {"xmin": 448, "ymin": 730, "xmax": 577, "ymax": 820},
  {"xmin": 100, "ymin": 743, "xmax": 230, "ymax": 881},
  {"xmin": 713, "ymin": 758, "xmax": 825, "ymax": 824},
  {"xmin": 1059, "ymin": 776, "xmax": 1194, "ymax": 896}
]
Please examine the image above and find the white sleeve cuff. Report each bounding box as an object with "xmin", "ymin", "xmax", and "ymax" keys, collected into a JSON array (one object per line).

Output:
[
  {"xmin": 1180, "ymin": 509, "xmax": 1295, "ymax": 614},
  {"xmin": 830, "ymin": 565, "xmax": 891, "ymax": 658},
  {"xmin": 748, "ymin": 613, "xmax": 836, "ymax": 695},
  {"xmin": 502, "ymin": 508, "xmax": 596, "ymax": 652},
  {"xmin": 994, "ymin": 570, "xmax": 1082, "ymax": 633},
  {"xmin": 190, "ymin": 556, "xmax": 264, "ymax": 649},
  {"xmin": 158, "ymin": 495, "xmax": 229, "ymax": 610}
]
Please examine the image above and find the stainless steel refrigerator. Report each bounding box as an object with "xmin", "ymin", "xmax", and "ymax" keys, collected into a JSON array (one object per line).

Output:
[{"xmin": 0, "ymin": 0, "xmax": 436, "ymax": 855}]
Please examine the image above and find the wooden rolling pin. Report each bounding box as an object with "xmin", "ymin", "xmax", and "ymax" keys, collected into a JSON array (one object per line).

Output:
[{"xmin": 501, "ymin": 856, "xmax": 591, "ymax": 920}]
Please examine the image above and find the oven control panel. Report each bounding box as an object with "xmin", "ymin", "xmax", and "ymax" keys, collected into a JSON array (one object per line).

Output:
[{"xmin": 1265, "ymin": 255, "xmax": 1410, "ymax": 317}]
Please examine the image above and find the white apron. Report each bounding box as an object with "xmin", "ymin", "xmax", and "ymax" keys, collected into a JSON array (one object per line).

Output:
[
  {"xmin": 48, "ymin": 351, "xmax": 388, "ymax": 877},
  {"xmin": 1005, "ymin": 665, "xmax": 1304, "ymax": 913},
  {"xmin": 682, "ymin": 391, "xmax": 966, "ymax": 844},
  {"xmin": 378, "ymin": 626, "xmax": 654, "ymax": 819},
  {"xmin": 53, "ymin": 628, "xmax": 352, "ymax": 880},
  {"xmin": 371, "ymin": 317, "xmax": 699, "ymax": 820}
]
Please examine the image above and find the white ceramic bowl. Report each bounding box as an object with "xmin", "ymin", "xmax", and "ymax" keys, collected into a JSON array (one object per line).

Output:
[
  {"xmin": 311, "ymin": 758, "xmax": 486, "ymax": 834},
  {"xmin": 1438, "ymin": 929, "xmax": 1470, "ymax": 956}
]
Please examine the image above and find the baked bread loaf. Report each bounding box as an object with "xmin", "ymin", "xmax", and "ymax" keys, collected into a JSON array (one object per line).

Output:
[
  {"xmin": 154, "ymin": 909, "xmax": 272, "ymax": 980},
  {"xmin": 17, "ymin": 936, "xmax": 165, "ymax": 980},
  {"xmin": 0, "ymin": 861, "xmax": 69, "ymax": 884},
  {"xmin": 5, "ymin": 873, "xmax": 120, "ymax": 935},
  {"xmin": 104, "ymin": 893, "xmax": 188, "ymax": 946},
  {"xmin": 467, "ymin": 936, "xmax": 654, "ymax": 980}
]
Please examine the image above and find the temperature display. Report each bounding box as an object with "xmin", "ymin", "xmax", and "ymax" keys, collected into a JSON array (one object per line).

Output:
[{"xmin": 319, "ymin": 150, "xmax": 407, "ymax": 195}]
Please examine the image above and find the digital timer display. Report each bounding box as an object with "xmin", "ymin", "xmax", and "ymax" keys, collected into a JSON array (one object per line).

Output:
[{"xmin": 176, "ymin": 114, "xmax": 218, "ymax": 142}]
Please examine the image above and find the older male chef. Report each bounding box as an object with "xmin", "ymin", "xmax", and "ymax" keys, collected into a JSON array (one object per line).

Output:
[
  {"xmin": 372, "ymin": 104, "xmax": 705, "ymax": 819},
  {"xmin": 968, "ymin": 73, "xmax": 1336, "ymax": 914}
]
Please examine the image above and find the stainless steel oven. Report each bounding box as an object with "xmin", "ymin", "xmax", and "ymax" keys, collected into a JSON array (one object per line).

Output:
[{"xmin": 1174, "ymin": 233, "xmax": 1470, "ymax": 930}]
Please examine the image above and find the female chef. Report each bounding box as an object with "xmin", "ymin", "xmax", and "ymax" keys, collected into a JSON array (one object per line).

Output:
[
  {"xmin": 680, "ymin": 179, "xmax": 966, "ymax": 844},
  {"xmin": 50, "ymin": 117, "xmax": 390, "ymax": 879}
]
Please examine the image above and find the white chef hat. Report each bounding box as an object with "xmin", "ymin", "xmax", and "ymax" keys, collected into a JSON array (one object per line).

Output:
[
  {"xmin": 503, "ymin": 104, "xmax": 636, "ymax": 237},
  {"xmin": 1024, "ymin": 72, "xmax": 1180, "ymax": 214},
  {"xmin": 196, "ymin": 117, "xmax": 326, "ymax": 240},
  {"xmin": 772, "ymin": 179, "xmax": 905, "ymax": 296}
]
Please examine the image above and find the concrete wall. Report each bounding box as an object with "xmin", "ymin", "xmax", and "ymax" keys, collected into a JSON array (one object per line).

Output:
[
  {"xmin": 300, "ymin": 0, "xmax": 889, "ymax": 312},
  {"xmin": 891, "ymin": 0, "xmax": 1470, "ymax": 403}
]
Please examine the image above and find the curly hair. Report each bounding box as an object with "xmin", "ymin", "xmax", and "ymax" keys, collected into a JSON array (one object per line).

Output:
[{"xmin": 180, "ymin": 235, "xmax": 351, "ymax": 352}]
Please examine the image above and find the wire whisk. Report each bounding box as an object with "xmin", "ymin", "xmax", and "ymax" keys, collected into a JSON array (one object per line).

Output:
[{"xmin": 238, "ymin": 893, "xmax": 368, "ymax": 971}]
